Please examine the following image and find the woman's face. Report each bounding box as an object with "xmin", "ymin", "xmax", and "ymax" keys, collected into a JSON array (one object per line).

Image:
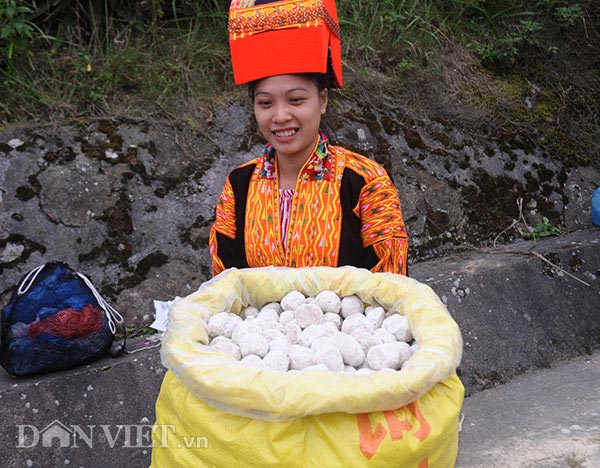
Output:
[{"xmin": 253, "ymin": 74, "xmax": 328, "ymax": 163}]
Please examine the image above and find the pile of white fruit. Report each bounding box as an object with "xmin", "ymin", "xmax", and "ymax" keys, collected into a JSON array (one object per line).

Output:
[{"xmin": 206, "ymin": 290, "xmax": 417, "ymax": 375}]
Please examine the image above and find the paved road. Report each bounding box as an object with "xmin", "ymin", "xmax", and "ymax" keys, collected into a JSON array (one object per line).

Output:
[{"xmin": 457, "ymin": 350, "xmax": 600, "ymax": 468}]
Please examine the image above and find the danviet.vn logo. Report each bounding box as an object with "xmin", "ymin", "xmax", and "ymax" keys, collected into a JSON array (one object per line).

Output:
[{"xmin": 16, "ymin": 419, "xmax": 209, "ymax": 449}]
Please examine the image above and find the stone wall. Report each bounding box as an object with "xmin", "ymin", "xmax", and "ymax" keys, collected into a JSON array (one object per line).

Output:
[{"xmin": 1, "ymin": 97, "xmax": 599, "ymax": 327}]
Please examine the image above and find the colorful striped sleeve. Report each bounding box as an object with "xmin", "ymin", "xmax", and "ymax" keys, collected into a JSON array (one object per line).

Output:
[
  {"xmin": 209, "ymin": 177, "xmax": 237, "ymax": 276},
  {"xmin": 356, "ymin": 175, "xmax": 409, "ymax": 275}
]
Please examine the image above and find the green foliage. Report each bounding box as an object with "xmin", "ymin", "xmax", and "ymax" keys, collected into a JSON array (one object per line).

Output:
[
  {"xmin": 0, "ymin": 0, "xmax": 35, "ymax": 61},
  {"xmin": 555, "ymin": 5, "xmax": 584, "ymax": 25},
  {"xmin": 0, "ymin": 1, "xmax": 230, "ymax": 122},
  {"xmin": 469, "ymin": 19, "xmax": 543, "ymax": 65},
  {"xmin": 522, "ymin": 217, "xmax": 561, "ymax": 240},
  {"xmin": 338, "ymin": 0, "xmax": 438, "ymax": 59},
  {"xmin": 126, "ymin": 324, "xmax": 157, "ymax": 337},
  {"xmin": 433, "ymin": 1, "xmax": 591, "ymax": 67},
  {"xmin": 337, "ymin": 0, "xmax": 591, "ymax": 69}
]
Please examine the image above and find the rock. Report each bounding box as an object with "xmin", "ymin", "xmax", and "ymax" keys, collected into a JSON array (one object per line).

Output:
[
  {"xmin": 0, "ymin": 242, "xmax": 24, "ymax": 263},
  {"xmin": 0, "ymin": 111, "xmax": 597, "ymax": 333}
]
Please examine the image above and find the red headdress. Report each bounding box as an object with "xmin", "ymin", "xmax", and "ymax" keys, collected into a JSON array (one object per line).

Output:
[{"xmin": 228, "ymin": 0, "xmax": 343, "ymax": 88}]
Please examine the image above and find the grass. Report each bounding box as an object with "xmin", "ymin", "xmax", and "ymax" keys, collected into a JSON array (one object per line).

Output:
[
  {"xmin": 0, "ymin": 1, "xmax": 599, "ymax": 165},
  {"xmin": 0, "ymin": 0, "xmax": 232, "ymax": 124},
  {"xmin": 4, "ymin": 47, "xmax": 231, "ymax": 129}
]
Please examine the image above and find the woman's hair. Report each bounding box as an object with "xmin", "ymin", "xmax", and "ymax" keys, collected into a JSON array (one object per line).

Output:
[{"xmin": 248, "ymin": 72, "xmax": 331, "ymax": 99}]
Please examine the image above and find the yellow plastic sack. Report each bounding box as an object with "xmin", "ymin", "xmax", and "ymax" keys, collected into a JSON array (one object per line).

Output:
[{"xmin": 151, "ymin": 266, "xmax": 464, "ymax": 467}]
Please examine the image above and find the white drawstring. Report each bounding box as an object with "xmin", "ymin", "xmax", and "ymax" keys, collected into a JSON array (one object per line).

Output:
[
  {"xmin": 16, "ymin": 263, "xmax": 124, "ymax": 342},
  {"xmin": 17, "ymin": 265, "xmax": 46, "ymax": 295},
  {"xmin": 76, "ymin": 272, "xmax": 124, "ymax": 335},
  {"xmin": 17, "ymin": 264, "xmax": 124, "ymax": 335}
]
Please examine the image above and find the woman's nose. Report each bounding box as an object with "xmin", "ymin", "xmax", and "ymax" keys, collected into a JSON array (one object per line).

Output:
[{"xmin": 272, "ymin": 103, "xmax": 291, "ymax": 123}]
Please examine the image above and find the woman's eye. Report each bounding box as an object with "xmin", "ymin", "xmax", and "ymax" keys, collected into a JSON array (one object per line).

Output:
[
  {"xmin": 256, "ymin": 100, "xmax": 271, "ymax": 107},
  {"xmin": 289, "ymin": 97, "xmax": 305, "ymax": 104}
]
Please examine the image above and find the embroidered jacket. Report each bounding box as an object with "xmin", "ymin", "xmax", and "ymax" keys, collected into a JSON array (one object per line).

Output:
[{"xmin": 209, "ymin": 133, "xmax": 408, "ymax": 276}]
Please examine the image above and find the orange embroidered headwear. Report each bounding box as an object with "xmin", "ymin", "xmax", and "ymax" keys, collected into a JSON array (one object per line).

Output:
[{"xmin": 228, "ymin": 0, "xmax": 343, "ymax": 88}]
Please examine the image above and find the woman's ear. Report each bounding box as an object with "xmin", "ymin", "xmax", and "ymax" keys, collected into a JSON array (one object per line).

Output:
[{"xmin": 320, "ymin": 88, "xmax": 328, "ymax": 115}]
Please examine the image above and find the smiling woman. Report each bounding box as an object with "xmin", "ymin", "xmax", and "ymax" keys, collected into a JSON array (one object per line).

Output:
[
  {"xmin": 252, "ymin": 74, "xmax": 328, "ymax": 189},
  {"xmin": 209, "ymin": 0, "xmax": 409, "ymax": 276}
]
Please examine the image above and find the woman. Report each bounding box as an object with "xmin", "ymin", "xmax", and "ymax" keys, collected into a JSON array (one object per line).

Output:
[{"xmin": 209, "ymin": 0, "xmax": 408, "ymax": 276}]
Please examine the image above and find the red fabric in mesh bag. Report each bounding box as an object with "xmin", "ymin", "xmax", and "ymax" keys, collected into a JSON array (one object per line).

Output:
[{"xmin": 28, "ymin": 304, "xmax": 104, "ymax": 339}]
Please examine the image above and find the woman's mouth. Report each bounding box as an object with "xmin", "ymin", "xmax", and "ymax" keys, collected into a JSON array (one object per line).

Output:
[{"xmin": 273, "ymin": 129, "xmax": 298, "ymax": 138}]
